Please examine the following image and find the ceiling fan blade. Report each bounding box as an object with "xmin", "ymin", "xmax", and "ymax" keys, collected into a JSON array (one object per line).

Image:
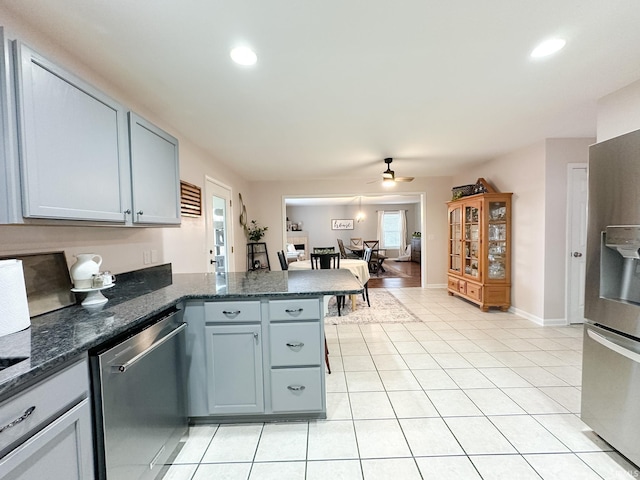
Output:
[{"xmin": 395, "ymin": 176, "xmax": 414, "ymax": 182}]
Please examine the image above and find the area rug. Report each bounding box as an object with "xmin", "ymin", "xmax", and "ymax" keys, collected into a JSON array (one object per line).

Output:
[
  {"xmin": 325, "ymin": 289, "xmax": 421, "ymax": 324},
  {"xmin": 373, "ymin": 261, "xmax": 410, "ymax": 278}
]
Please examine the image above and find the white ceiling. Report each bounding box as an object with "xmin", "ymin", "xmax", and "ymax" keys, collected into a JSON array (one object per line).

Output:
[{"xmin": 3, "ymin": 1, "xmax": 640, "ymax": 183}]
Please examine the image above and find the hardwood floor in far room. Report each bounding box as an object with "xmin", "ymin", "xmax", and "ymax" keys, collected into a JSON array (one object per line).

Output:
[{"xmin": 368, "ymin": 260, "xmax": 421, "ymax": 288}]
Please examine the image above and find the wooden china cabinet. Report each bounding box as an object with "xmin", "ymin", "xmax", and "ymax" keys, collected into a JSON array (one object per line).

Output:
[{"xmin": 447, "ymin": 191, "xmax": 512, "ymax": 311}]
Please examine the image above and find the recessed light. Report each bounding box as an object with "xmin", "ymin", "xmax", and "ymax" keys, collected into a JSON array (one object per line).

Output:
[
  {"xmin": 530, "ymin": 38, "xmax": 566, "ymax": 58},
  {"xmin": 230, "ymin": 46, "xmax": 257, "ymax": 66}
]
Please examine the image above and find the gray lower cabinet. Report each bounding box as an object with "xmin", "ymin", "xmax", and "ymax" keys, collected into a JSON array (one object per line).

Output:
[
  {"xmin": 268, "ymin": 299, "xmax": 324, "ymax": 414},
  {"xmin": 0, "ymin": 357, "xmax": 94, "ymax": 479},
  {"xmin": 185, "ymin": 297, "xmax": 326, "ymax": 420},
  {"xmin": 205, "ymin": 324, "xmax": 264, "ymax": 415}
]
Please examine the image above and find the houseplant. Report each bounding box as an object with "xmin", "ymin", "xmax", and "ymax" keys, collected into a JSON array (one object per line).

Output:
[{"xmin": 246, "ymin": 220, "xmax": 268, "ymax": 242}]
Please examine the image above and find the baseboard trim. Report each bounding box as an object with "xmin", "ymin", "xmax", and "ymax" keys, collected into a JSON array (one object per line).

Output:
[{"xmin": 509, "ymin": 306, "xmax": 567, "ymax": 326}]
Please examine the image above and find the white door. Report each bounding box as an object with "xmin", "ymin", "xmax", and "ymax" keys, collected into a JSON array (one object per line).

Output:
[
  {"xmin": 205, "ymin": 178, "xmax": 234, "ymax": 273},
  {"xmin": 567, "ymin": 164, "xmax": 588, "ymax": 324}
]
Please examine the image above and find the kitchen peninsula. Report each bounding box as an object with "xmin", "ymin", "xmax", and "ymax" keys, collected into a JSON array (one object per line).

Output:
[
  {"xmin": 0, "ymin": 267, "xmax": 362, "ymax": 399},
  {"xmin": 0, "ymin": 267, "xmax": 362, "ymax": 479}
]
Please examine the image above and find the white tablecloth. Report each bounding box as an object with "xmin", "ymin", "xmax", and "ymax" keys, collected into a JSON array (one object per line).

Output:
[{"xmin": 288, "ymin": 259, "xmax": 370, "ymax": 285}]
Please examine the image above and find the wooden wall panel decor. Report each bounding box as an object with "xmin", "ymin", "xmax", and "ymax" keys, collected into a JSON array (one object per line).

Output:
[{"xmin": 180, "ymin": 180, "xmax": 202, "ymax": 217}]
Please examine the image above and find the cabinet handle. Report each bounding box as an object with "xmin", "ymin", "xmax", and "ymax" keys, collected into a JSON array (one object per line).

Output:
[
  {"xmin": 287, "ymin": 385, "xmax": 306, "ymax": 392},
  {"xmin": 286, "ymin": 342, "xmax": 304, "ymax": 348},
  {"xmin": 285, "ymin": 308, "xmax": 304, "ymax": 314},
  {"xmin": 222, "ymin": 310, "xmax": 241, "ymax": 315},
  {"xmin": 137, "ymin": 210, "xmax": 144, "ymax": 216},
  {"xmin": 254, "ymin": 332, "xmax": 259, "ymax": 340},
  {"xmin": 123, "ymin": 209, "xmax": 131, "ymax": 220},
  {"xmin": 0, "ymin": 406, "xmax": 36, "ymax": 434}
]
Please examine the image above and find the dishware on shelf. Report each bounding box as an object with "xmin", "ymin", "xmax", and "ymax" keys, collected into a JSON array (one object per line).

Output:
[{"xmin": 69, "ymin": 253, "xmax": 102, "ymax": 289}]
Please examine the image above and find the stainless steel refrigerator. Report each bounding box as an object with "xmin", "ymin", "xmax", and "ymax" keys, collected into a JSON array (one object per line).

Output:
[{"xmin": 583, "ymin": 128, "xmax": 640, "ymax": 467}]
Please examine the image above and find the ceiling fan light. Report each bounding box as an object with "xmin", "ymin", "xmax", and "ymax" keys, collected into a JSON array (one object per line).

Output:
[
  {"xmin": 382, "ymin": 178, "xmax": 395, "ymax": 187},
  {"xmin": 230, "ymin": 46, "xmax": 257, "ymax": 66}
]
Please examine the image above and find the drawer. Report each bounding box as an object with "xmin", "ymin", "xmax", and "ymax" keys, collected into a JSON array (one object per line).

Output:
[
  {"xmin": 270, "ymin": 367, "xmax": 322, "ymax": 413},
  {"xmin": 270, "ymin": 322, "xmax": 321, "ymax": 367},
  {"xmin": 447, "ymin": 277, "xmax": 459, "ymax": 291},
  {"xmin": 458, "ymin": 280, "xmax": 467, "ymax": 294},
  {"xmin": 0, "ymin": 357, "xmax": 88, "ymax": 456},
  {"xmin": 269, "ymin": 299, "xmax": 320, "ymax": 321},
  {"xmin": 205, "ymin": 301, "xmax": 261, "ymax": 323},
  {"xmin": 466, "ymin": 283, "xmax": 482, "ymax": 301}
]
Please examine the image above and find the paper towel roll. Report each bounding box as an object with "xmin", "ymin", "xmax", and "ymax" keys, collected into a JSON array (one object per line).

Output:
[{"xmin": 0, "ymin": 259, "xmax": 31, "ymax": 337}]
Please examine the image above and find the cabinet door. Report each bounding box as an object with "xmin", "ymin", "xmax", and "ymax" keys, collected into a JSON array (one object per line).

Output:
[
  {"xmin": 205, "ymin": 324, "xmax": 264, "ymax": 414},
  {"xmin": 486, "ymin": 200, "xmax": 509, "ymax": 281},
  {"xmin": 463, "ymin": 201, "xmax": 482, "ymax": 280},
  {"xmin": 448, "ymin": 205, "xmax": 462, "ymax": 273},
  {"xmin": 14, "ymin": 42, "xmax": 131, "ymax": 222},
  {"xmin": 129, "ymin": 112, "xmax": 180, "ymax": 225},
  {"xmin": 0, "ymin": 399, "xmax": 94, "ymax": 480}
]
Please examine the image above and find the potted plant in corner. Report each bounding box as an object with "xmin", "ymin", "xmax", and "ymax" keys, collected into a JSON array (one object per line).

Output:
[{"xmin": 246, "ymin": 220, "xmax": 268, "ymax": 243}]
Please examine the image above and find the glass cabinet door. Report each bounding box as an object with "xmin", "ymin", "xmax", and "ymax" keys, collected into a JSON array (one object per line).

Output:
[
  {"xmin": 449, "ymin": 206, "xmax": 462, "ymax": 272},
  {"xmin": 464, "ymin": 205, "xmax": 480, "ymax": 278},
  {"xmin": 487, "ymin": 201, "xmax": 507, "ymax": 279}
]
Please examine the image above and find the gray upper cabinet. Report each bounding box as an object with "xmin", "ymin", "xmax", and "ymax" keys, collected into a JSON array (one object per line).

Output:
[
  {"xmin": 0, "ymin": 28, "xmax": 23, "ymax": 224},
  {"xmin": 129, "ymin": 112, "xmax": 180, "ymax": 225},
  {"xmin": 14, "ymin": 41, "xmax": 131, "ymax": 222}
]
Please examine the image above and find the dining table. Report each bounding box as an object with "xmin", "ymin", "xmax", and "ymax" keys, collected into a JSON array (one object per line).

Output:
[{"xmin": 288, "ymin": 258, "xmax": 370, "ymax": 310}]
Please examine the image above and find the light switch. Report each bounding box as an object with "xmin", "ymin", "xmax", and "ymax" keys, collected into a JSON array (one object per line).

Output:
[
  {"xmin": 143, "ymin": 251, "xmax": 151, "ymax": 264},
  {"xmin": 151, "ymin": 249, "xmax": 158, "ymax": 263}
]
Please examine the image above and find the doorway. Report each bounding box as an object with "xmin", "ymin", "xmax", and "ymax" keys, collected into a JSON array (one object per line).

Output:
[
  {"xmin": 566, "ymin": 163, "xmax": 588, "ymax": 324},
  {"xmin": 205, "ymin": 177, "xmax": 234, "ymax": 273},
  {"xmin": 282, "ymin": 193, "xmax": 425, "ymax": 287}
]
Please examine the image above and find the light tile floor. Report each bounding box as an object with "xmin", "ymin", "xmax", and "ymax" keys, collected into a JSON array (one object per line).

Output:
[{"xmin": 162, "ymin": 288, "xmax": 640, "ymax": 479}]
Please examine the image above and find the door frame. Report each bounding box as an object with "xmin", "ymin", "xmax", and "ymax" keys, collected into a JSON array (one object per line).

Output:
[
  {"xmin": 205, "ymin": 176, "xmax": 235, "ymax": 273},
  {"xmin": 565, "ymin": 162, "xmax": 588, "ymax": 324},
  {"xmin": 281, "ymin": 193, "xmax": 426, "ymax": 286}
]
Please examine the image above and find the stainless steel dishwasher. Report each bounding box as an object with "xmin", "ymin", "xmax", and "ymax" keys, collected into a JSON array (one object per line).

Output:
[{"xmin": 90, "ymin": 308, "xmax": 187, "ymax": 480}]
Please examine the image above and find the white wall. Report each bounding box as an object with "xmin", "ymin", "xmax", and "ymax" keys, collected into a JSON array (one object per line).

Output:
[
  {"xmin": 453, "ymin": 139, "xmax": 592, "ymax": 323},
  {"xmin": 597, "ymin": 78, "xmax": 640, "ymax": 141},
  {"xmin": 543, "ymin": 138, "xmax": 593, "ymax": 320},
  {"xmin": 454, "ymin": 143, "xmax": 546, "ymax": 319},
  {"xmin": 0, "ymin": 13, "xmax": 250, "ymax": 275}
]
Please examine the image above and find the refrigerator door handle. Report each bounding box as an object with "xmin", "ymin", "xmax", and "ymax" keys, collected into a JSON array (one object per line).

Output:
[{"xmin": 587, "ymin": 328, "xmax": 640, "ymax": 365}]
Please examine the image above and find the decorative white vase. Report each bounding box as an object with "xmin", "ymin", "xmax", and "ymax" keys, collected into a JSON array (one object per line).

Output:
[{"xmin": 69, "ymin": 253, "xmax": 102, "ymax": 289}]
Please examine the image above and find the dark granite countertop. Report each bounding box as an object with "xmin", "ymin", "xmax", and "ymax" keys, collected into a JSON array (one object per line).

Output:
[{"xmin": 0, "ymin": 268, "xmax": 363, "ymax": 401}]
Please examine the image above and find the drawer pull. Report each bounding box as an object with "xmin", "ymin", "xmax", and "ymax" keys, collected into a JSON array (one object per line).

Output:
[
  {"xmin": 0, "ymin": 406, "xmax": 36, "ymax": 434},
  {"xmin": 286, "ymin": 342, "xmax": 305, "ymax": 348},
  {"xmin": 287, "ymin": 385, "xmax": 306, "ymax": 392},
  {"xmin": 222, "ymin": 310, "xmax": 241, "ymax": 315},
  {"xmin": 285, "ymin": 308, "xmax": 304, "ymax": 314}
]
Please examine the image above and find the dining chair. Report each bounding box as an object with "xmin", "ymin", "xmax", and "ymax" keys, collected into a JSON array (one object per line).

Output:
[
  {"xmin": 349, "ymin": 237, "xmax": 363, "ymax": 249},
  {"xmin": 310, "ymin": 251, "xmax": 341, "ymax": 375},
  {"xmin": 337, "ymin": 238, "xmax": 358, "ymax": 259},
  {"xmin": 310, "ymin": 252, "xmax": 344, "ymax": 315},
  {"xmin": 364, "ymin": 240, "xmax": 387, "ymax": 275},
  {"xmin": 277, "ymin": 250, "xmax": 288, "ymax": 270},
  {"xmin": 361, "ymin": 247, "xmax": 372, "ymax": 307},
  {"xmin": 313, "ymin": 247, "xmax": 335, "ymax": 254}
]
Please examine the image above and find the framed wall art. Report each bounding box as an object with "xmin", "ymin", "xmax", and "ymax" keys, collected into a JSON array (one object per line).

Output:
[{"xmin": 331, "ymin": 219, "xmax": 354, "ymax": 230}]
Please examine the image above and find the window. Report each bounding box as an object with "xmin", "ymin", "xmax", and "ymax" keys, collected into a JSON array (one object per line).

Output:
[{"xmin": 381, "ymin": 211, "xmax": 401, "ymax": 248}]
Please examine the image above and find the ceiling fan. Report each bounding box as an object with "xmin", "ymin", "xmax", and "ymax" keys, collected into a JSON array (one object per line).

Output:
[{"xmin": 380, "ymin": 157, "xmax": 414, "ymax": 183}]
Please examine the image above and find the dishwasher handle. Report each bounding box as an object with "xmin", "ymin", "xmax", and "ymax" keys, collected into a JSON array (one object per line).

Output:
[
  {"xmin": 112, "ymin": 323, "xmax": 187, "ymax": 373},
  {"xmin": 587, "ymin": 328, "xmax": 640, "ymax": 365}
]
